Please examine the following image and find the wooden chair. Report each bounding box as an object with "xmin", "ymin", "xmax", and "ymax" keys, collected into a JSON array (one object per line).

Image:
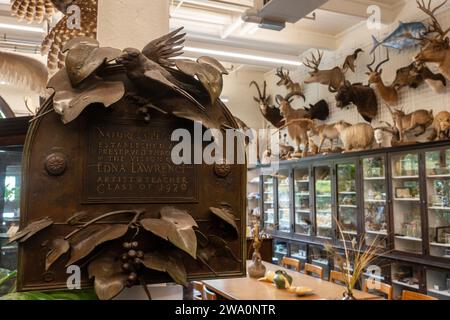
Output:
[
  {"xmin": 305, "ymin": 263, "xmax": 324, "ymax": 279},
  {"xmin": 281, "ymin": 257, "xmax": 301, "ymax": 272},
  {"xmin": 363, "ymin": 279, "xmax": 393, "ymax": 300},
  {"xmin": 192, "ymin": 281, "xmax": 204, "ymax": 300},
  {"xmin": 203, "ymin": 287, "xmax": 217, "ymax": 300},
  {"xmin": 402, "ymin": 290, "xmax": 438, "ymax": 301},
  {"xmin": 329, "ymin": 270, "xmax": 350, "ymax": 286}
]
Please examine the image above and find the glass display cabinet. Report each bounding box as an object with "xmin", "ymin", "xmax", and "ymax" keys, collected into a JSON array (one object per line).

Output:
[
  {"xmin": 314, "ymin": 165, "xmax": 333, "ymax": 239},
  {"xmin": 426, "ymin": 268, "xmax": 450, "ymax": 300},
  {"xmin": 425, "ymin": 149, "xmax": 450, "ymax": 260},
  {"xmin": 294, "ymin": 167, "xmax": 312, "ymax": 236},
  {"xmin": 336, "ymin": 162, "xmax": 358, "ymax": 236},
  {"xmin": 262, "ymin": 175, "xmax": 275, "ymax": 232},
  {"xmin": 289, "ymin": 242, "xmax": 307, "ymax": 266},
  {"xmin": 390, "ymin": 152, "xmax": 423, "ymax": 255},
  {"xmin": 276, "ymin": 169, "xmax": 291, "ymax": 233},
  {"xmin": 246, "ymin": 169, "xmax": 261, "ymax": 235},
  {"xmin": 0, "ymin": 147, "xmax": 23, "ymax": 271},
  {"xmin": 391, "ymin": 262, "xmax": 425, "ymax": 298},
  {"xmin": 273, "ymin": 239, "xmax": 288, "ymax": 265},
  {"xmin": 362, "ymin": 156, "xmax": 388, "ymax": 247}
]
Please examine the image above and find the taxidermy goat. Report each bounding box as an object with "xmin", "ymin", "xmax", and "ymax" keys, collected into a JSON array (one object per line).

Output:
[
  {"xmin": 276, "ymin": 95, "xmax": 315, "ymax": 157},
  {"xmin": 414, "ymin": 0, "xmax": 450, "ymax": 80},
  {"xmin": 303, "ymin": 50, "xmax": 345, "ymax": 92},
  {"xmin": 428, "ymin": 111, "xmax": 450, "ymax": 141},
  {"xmin": 309, "ymin": 122, "xmax": 348, "ymax": 153},
  {"xmin": 366, "ymin": 50, "xmax": 399, "ymax": 107},
  {"xmin": 250, "ymin": 81, "xmax": 284, "ymax": 128},
  {"xmin": 388, "ymin": 107, "xmax": 434, "ymax": 143},
  {"xmin": 334, "ymin": 122, "xmax": 375, "ymax": 152},
  {"xmin": 335, "ymin": 81, "xmax": 378, "ymax": 123},
  {"xmin": 342, "ymin": 48, "xmax": 364, "ymax": 73},
  {"xmin": 304, "ymin": 99, "xmax": 330, "ymax": 121},
  {"xmin": 275, "ymin": 67, "xmax": 305, "ymax": 101},
  {"xmin": 0, "ymin": 51, "xmax": 48, "ymax": 95},
  {"xmin": 370, "ymin": 21, "xmax": 427, "ymax": 54},
  {"xmin": 375, "ymin": 121, "xmax": 400, "ymax": 146}
]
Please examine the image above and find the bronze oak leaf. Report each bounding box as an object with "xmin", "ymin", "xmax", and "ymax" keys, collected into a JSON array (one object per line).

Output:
[
  {"xmin": 48, "ymin": 67, "xmax": 125, "ymax": 124},
  {"xmin": 66, "ymin": 224, "xmax": 129, "ymax": 266},
  {"xmin": 197, "ymin": 235, "xmax": 241, "ymax": 264},
  {"xmin": 140, "ymin": 207, "xmax": 198, "ymax": 259},
  {"xmin": 45, "ymin": 237, "xmax": 70, "ymax": 271},
  {"xmin": 7, "ymin": 217, "xmax": 53, "ymax": 244},
  {"xmin": 88, "ymin": 253, "xmax": 127, "ymax": 300},
  {"xmin": 142, "ymin": 252, "xmax": 188, "ymax": 287},
  {"xmin": 210, "ymin": 206, "xmax": 239, "ymax": 237}
]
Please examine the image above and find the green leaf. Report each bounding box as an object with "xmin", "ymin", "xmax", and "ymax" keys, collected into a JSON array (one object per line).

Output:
[{"xmin": 142, "ymin": 252, "xmax": 188, "ymax": 287}]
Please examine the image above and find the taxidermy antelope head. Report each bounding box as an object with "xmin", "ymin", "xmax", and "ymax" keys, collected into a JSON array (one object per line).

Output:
[
  {"xmin": 303, "ymin": 50, "xmax": 345, "ymax": 92},
  {"xmin": 414, "ymin": 0, "xmax": 450, "ymax": 80},
  {"xmin": 335, "ymin": 81, "xmax": 378, "ymax": 123},
  {"xmin": 366, "ymin": 49, "xmax": 399, "ymax": 106},
  {"xmin": 250, "ymin": 81, "xmax": 284, "ymax": 128},
  {"xmin": 275, "ymin": 67, "xmax": 305, "ymax": 101}
]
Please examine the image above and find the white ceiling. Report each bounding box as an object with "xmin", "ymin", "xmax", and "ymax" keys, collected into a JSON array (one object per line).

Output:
[{"xmin": 0, "ymin": 0, "xmax": 407, "ymax": 70}]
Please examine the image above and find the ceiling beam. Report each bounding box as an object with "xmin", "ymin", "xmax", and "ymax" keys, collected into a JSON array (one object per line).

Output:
[{"xmin": 320, "ymin": 0, "xmax": 405, "ymax": 25}]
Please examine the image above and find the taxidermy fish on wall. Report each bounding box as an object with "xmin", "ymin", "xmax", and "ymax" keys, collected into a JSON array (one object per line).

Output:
[{"xmin": 371, "ymin": 22, "xmax": 427, "ymax": 54}]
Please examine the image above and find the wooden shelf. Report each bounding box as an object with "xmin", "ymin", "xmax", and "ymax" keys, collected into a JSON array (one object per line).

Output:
[
  {"xmin": 430, "ymin": 242, "xmax": 450, "ymax": 248},
  {"xmin": 427, "ymin": 174, "xmax": 450, "ymax": 179},
  {"xmin": 364, "ymin": 177, "xmax": 385, "ymax": 181},
  {"xmin": 394, "ymin": 198, "xmax": 420, "ymax": 202},
  {"xmin": 395, "ymin": 236, "xmax": 422, "ymax": 242},
  {"xmin": 428, "ymin": 289, "xmax": 450, "ymax": 298},
  {"xmin": 339, "ymin": 204, "xmax": 357, "ymax": 208},
  {"xmin": 366, "ymin": 230, "xmax": 388, "ymax": 236},
  {"xmin": 392, "ymin": 279, "xmax": 420, "ymax": 290},
  {"xmin": 393, "ymin": 175, "xmax": 419, "ymax": 179}
]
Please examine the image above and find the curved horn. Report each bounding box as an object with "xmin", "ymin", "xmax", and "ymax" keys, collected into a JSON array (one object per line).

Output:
[
  {"xmin": 249, "ymin": 81, "xmax": 263, "ymax": 99},
  {"xmin": 376, "ymin": 49, "xmax": 390, "ymax": 72},
  {"xmin": 275, "ymin": 94, "xmax": 285, "ymax": 105},
  {"xmin": 367, "ymin": 52, "xmax": 376, "ymax": 72},
  {"xmin": 286, "ymin": 91, "xmax": 306, "ymax": 102}
]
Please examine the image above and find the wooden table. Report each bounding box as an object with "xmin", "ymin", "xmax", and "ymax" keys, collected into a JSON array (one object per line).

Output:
[{"xmin": 203, "ymin": 261, "xmax": 382, "ymax": 300}]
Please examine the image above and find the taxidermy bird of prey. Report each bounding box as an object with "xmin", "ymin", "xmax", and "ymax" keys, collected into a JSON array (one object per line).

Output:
[
  {"xmin": 0, "ymin": 51, "xmax": 48, "ymax": 95},
  {"xmin": 10, "ymin": 0, "xmax": 97, "ymax": 72}
]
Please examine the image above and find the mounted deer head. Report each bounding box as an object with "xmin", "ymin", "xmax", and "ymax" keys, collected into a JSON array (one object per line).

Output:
[
  {"xmin": 275, "ymin": 67, "xmax": 306, "ymax": 101},
  {"xmin": 414, "ymin": 0, "xmax": 450, "ymax": 79},
  {"xmin": 304, "ymin": 50, "xmax": 345, "ymax": 92},
  {"xmin": 366, "ymin": 49, "xmax": 399, "ymax": 106}
]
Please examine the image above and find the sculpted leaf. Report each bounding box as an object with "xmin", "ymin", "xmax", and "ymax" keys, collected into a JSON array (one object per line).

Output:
[
  {"xmin": 142, "ymin": 252, "xmax": 188, "ymax": 287},
  {"xmin": 88, "ymin": 253, "xmax": 126, "ymax": 300},
  {"xmin": 66, "ymin": 224, "xmax": 129, "ymax": 266},
  {"xmin": 141, "ymin": 207, "xmax": 198, "ymax": 259},
  {"xmin": 48, "ymin": 67, "xmax": 125, "ymax": 124},
  {"xmin": 210, "ymin": 205, "xmax": 239, "ymax": 237},
  {"xmin": 197, "ymin": 235, "xmax": 241, "ymax": 264},
  {"xmin": 8, "ymin": 217, "xmax": 53, "ymax": 244},
  {"xmin": 45, "ymin": 237, "xmax": 70, "ymax": 271}
]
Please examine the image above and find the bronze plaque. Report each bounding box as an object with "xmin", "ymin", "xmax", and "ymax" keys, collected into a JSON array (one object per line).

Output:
[{"xmin": 83, "ymin": 119, "xmax": 198, "ymax": 203}]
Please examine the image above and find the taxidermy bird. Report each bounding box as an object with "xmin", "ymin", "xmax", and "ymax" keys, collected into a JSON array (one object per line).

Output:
[
  {"xmin": 0, "ymin": 51, "xmax": 48, "ymax": 95},
  {"xmin": 117, "ymin": 48, "xmax": 205, "ymax": 112},
  {"xmin": 343, "ymin": 48, "xmax": 364, "ymax": 73},
  {"xmin": 10, "ymin": 0, "xmax": 97, "ymax": 72}
]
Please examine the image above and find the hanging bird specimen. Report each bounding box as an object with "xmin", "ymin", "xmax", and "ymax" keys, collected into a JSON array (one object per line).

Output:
[
  {"xmin": 342, "ymin": 48, "xmax": 364, "ymax": 73},
  {"xmin": 0, "ymin": 51, "xmax": 48, "ymax": 95},
  {"xmin": 10, "ymin": 0, "xmax": 98, "ymax": 72}
]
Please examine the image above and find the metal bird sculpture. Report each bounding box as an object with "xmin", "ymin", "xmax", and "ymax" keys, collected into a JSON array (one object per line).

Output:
[{"xmin": 117, "ymin": 48, "xmax": 206, "ymax": 112}]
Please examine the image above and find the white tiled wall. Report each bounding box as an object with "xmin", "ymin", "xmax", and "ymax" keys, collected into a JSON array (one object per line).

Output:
[{"xmin": 264, "ymin": 1, "xmax": 450, "ymax": 145}]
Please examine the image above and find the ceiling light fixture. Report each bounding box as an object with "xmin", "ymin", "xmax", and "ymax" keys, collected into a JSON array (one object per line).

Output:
[
  {"xmin": 221, "ymin": 17, "xmax": 244, "ymax": 39},
  {"xmin": 183, "ymin": 46, "xmax": 302, "ymax": 67},
  {"xmin": 0, "ymin": 23, "xmax": 44, "ymax": 33}
]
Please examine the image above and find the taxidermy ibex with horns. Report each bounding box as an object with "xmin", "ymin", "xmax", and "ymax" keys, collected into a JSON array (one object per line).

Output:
[{"xmin": 250, "ymin": 81, "xmax": 284, "ymax": 128}]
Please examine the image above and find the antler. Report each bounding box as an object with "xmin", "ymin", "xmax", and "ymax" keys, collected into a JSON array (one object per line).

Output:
[
  {"xmin": 276, "ymin": 67, "xmax": 288, "ymax": 79},
  {"xmin": 417, "ymin": 0, "xmax": 450, "ymax": 39},
  {"xmin": 304, "ymin": 50, "xmax": 323, "ymax": 71},
  {"xmin": 375, "ymin": 49, "xmax": 390, "ymax": 72}
]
